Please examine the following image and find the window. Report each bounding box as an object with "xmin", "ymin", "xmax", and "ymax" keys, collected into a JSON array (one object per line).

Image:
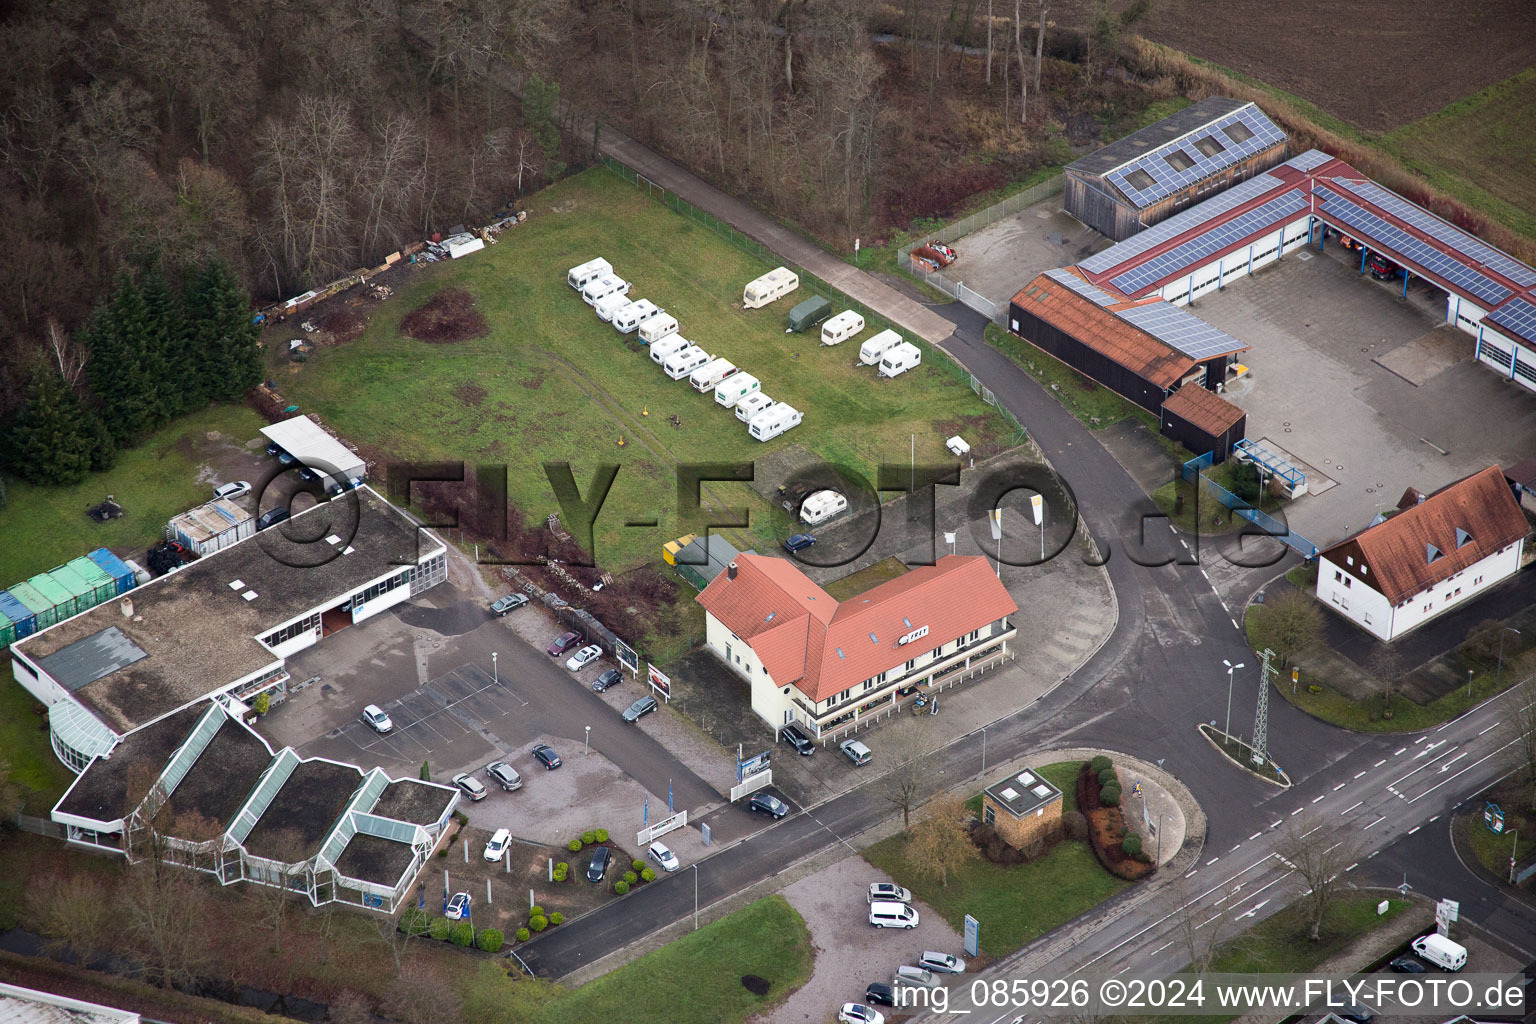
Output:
[
  {"xmin": 1124, "ymin": 168, "xmax": 1155, "ymax": 191},
  {"xmin": 1454, "ymin": 588, "xmax": 1462, "ymax": 597},
  {"xmin": 1346, "ymin": 556, "xmax": 1354, "ymax": 566},
  {"xmin": 1361, "ymin": 564, "xmax": 1368, "ymax": 576},
  {"xmin": 1164, "ymin": 149, "xmax": 1196, "ymax": 173},
  {"xmin": 1334, "ymin": 570, "xmax": 1343, "ymax": 582},
  {"xmin": 263, "ymin": 612, "xmax": 320, "ymax": 648},
  {"xmin": 983, "ymin": 805, "xmax": 996, "ymax": 825},
  {"xmin": 905, "ymin": 659, "xmax": 916, "ymax": 673},
  {"xmin": 1475, "ymin": 575, "xmax": 1484, "ymax": 585},
  {"xmin": 1223, "ymin": 121, "xmax": 1256, "ymax": 144},
  {"xmin": 1192, "ymin": 134, "xmax": 1226, "ymax": 158},
  {"xmin": 1344, "ymin": 577, "xmax": 1352, "ymax": 589},
  {"xmin": 863, "ymin": 680, "xmax": 876, "ymax": 692},
  {"xmin": 356, "ymin": 569, "xmax": 411, "ymax": 607}
]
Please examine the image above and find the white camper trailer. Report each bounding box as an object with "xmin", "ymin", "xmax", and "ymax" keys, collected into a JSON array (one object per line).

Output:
[
  {"xmin": 581, "ymin": 274, "xmax": 630, "ymax": 306},
  {"xmin": 748, "ymin": 402, "xmax": 803, "ymax": 442},
  {"xmin": 639, "ymin": 313, "xmax": 680, "ymax": 345},
  {"xmin": 649, "ymin": 335, "xmax": 692, "ymax": 365},
  {"xmin": 878, "ymin": 341, "xmax": 922, "ymax": 378},
  {"xmin": 820, "ymin": 310, "xmax": 865, "ymax": 346},
  {"xmin": 734, "ymin": 391, "xmax": 774, "ymax": 422},
  {"xmin": 743, "ymin": 267, "xmax": 799, "ymax": 309},
  {"xmin": 593, "ymin": 291, "xmax": 631, "ymax": 322},
  {"xmin": 567, "ymin": 257, "xmax": 612, "ymax": 290},
  {"xmin": 799, "ymin": 490, "xmax": 848, "ymax": 526},
  {"xmin": 714, "ymin": 373, "xmax": 761, "ymax": 408},
  {"xmin": 689, "ymin": 357, "xmax": 737, "ymax": 392},
  {"xmin": 613, "ymin": 299, "xmax": 662, "ymax": 333},
  {"xmin": 663, "ymin": 346, "xmax": 711, "ymax": 381},
  {"xmin": 859, "ymin": 329, "xmax": 903, "ymax": 366}
]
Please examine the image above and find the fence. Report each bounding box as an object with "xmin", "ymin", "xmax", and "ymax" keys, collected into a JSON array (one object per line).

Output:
[
  {"xmin": 15, "ymin": 813, "xmax": 65, "ymax": 839},
  {"xmin": 970, "ymin": 375, "xmax": 1029, "ymax": 447},
  {"xmin": 1181, "ymin": 453, "xmax": 1318, "ymax": 559},
  {"xmin": 729, "ymin": 770, "xmax": 772, "ymax": 802}
]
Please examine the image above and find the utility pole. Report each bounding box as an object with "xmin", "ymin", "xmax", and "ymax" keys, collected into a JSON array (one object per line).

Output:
[{"xmin": 1252, "ymin": 648, "xmax": 1275, "ymax": 766}]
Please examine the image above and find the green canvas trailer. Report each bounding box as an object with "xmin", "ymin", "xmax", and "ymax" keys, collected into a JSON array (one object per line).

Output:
[
  {"xmin": 787, "ymin": 294, "xmax": 832, "ymax": 333},
  {"xmin": 66, "ymin": 556, "xmax": 118, "ymax": 609},
  {"xmin": 9, "ymin": 580, "xmax": 61, "ymax": 630}
]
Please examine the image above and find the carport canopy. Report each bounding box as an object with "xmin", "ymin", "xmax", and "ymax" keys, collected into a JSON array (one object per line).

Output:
[{"xmin": 261, "ymin": 415, "xmax": 366, "ymax": 485}]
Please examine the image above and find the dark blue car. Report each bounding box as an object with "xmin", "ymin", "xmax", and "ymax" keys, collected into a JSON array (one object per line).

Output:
[{"xmin": 783, "ymin": 534, "xmax": 816, "ymax": 552}]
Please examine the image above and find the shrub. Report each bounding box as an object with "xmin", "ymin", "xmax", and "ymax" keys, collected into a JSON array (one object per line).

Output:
[
  {"xmin": 450, "ymin": 921, "xmax": 474, "ymax": 947},
  {"xmin": 1100, "ymin": 786, "xmax": 1121, "ymax": 807},
  {"xmin": 632, "ymin": 859, "xmax": 645, "ymax": 872},
  {"xmin": 420, "ymin": 760, "xmax": 431, "ymax": 780},
  {"xmin": 622, "ymin": 870, "xmax": 637, "ymax": 885},
  {"xmin": 529, "ymin": 915, "xmax": 548, "ymax": 932},
  {"xmin": 640, "ymin": 868, "xmax": 655, "ymax": 882},
  {"xmin": 552, "ymin": 865, "xmax": 568, "ymax": 882},
  {"xmin": 595, "ymin": 828, "xmax": 609, "ymax": 842},
  {"xmin": 549, "ymin": 912, "xmax": 563, "ymax": 925},
  {"xmin": 477, "ymin": 928, "xmax": 504, "ymax": 952},
  {"xmin": 568, "ymin": 839, "xmax": 582, "ymax": 852},
  {"xmin": 1062, "ymin": 810, "xmax": 1089, "ymax": 841},
  {"xmin": 1121, "ymin": 833, "xmax": 1143, "ymax": 857},
  {"xmin": 399, "ymin": 908, "xmax": 430, "ymax": 935},
  {"xmin": 581, "ymin": 831, "xmax": 596, "ymax": 845},
  {"xmin": 1089, "ymin": 755, "xmax": 1112, "ymax": 773},
  {"xmin": 436, "ymin": 849, "xmax": 447, "ymax": 858},
  {"xmin": 614, "ymin": 880, "xmax": 629, "ymax": 895},
  {"xmin": 253, "ymin": 693, "xmax": 271, "ymax": 716},
  {"xmin": 1097, "ymin": 767, "xmax": 1118, "ymax": 787},
  {"xmin": 516, "ymin": 927, "xmax": 531, "ymax": 943},
  {"xmin": 428, "ymin": 917, "xmax": 452, "ymax": 941},
  {"xmin": 530, "ymin": 905, "xmax": 545, "ymax": 918}
]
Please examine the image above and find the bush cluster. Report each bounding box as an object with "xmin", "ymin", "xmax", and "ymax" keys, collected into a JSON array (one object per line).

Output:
[
  {"xmin": 567, "ymin": 839, "xmax": 582, "ymax": 853},
  {"xmin": 614, "ymin": 880, "xmax": 630, "ymax": 895},
  {"xmin": 631, "ymin": 859, "xmax": 645, "ymax": 872},
  {"xmin": 1100, "ymin": 785, "xmax": 1122, "ymax": 806},
  {"xmin": 595, "ymin": 828, "xmax": 609, "ymax": 842},
  {"xmin": 552, "ymin": 863, "xmax": 569, "ymax": 882},
  {"xmin": 399, "ymin": 908, "xmax": 430, "ymax": 936},
  {"xmin": 478, "ymin": 928, "xmax": 504, "ymax": 952},
  {"xmin": 530, "ymin": 905, "xmax": 545, "ymax": 918},
  {"xmin": 516, "ymin": 927, "xmax": 531, "ymax": 943},
  {"xmin": 1121, "ymin": 834, "xmax": 1143, "ymax": 857},
  {"xmin": 581, "ymin": 830, "xmax": 596, "ymax": 845},
  {"xmin": 530, "ymin": 915, "xmax": 548, "ymax": 932},
  {"xmin": 1097, "ymin": 767, "xmax": 1118, "ymax": 788},
  {"xmin": 1061, "ymin": 810, "xmax": 1089, "ymax": 841},
  {"xmin": 450, "ymin": 921, "xmax": 475, "ymax": 947},
  {"xmin": 640, "ymin": 867, "xmax": 655, "ymax": 883},
  {"xmin": 1089, "ymin": 755, "xmax": 1112, "ymax": 773},
  {"xmin": 622, "ymin": 870, "xmax": 638, "ymax": 885},
  {"xmin": 549, "ymin": 911, "xmax": 563, "ymax": 925},
  {"xmin": 428, "ymin": 918, "xmax": 451, "ymax": 941}
]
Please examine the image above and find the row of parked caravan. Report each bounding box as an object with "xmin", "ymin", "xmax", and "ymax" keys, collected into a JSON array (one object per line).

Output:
[
  {"xmin": 743, "ymin": 266, "xmax": 923, "ymax": 378},
  {"xmin": 568, "ymin": 257, "xmax": 802, "ymax": 442}
]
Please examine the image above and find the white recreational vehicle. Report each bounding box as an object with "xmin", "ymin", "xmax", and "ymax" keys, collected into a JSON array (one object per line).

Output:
[
  {"xmin": 593, "ymin": 291, "xmax": 631, "ymax": 322},
  {"xmin": 820, "ymin": 310, "xmax": 865, "ymax": 346},
  {"xmin": 663, "ymin": 346, "xmax": 711, "ymax": 381},
  {"xmin": 689, "ymin": 357, "xmax": 737, "ymax": 392},
  {"xmin": 638, "ymin": 313, "xmax": 680, "ymax": 345},
  {"xmin": 743, "ymin": 267, "xmax": 799, "ymax": 309},
  {"xmin": 734, "ymin": 392, "xmax": 774, "ymax": 422},
  {"xmin": 748, "ymin": 402, "xmax": 803, "ymax": 442},
  {"xmin": 567, "ymin": 257, "xmax": 612, "ymax": 290},
  {"xmin": 799, "ymin": 490, "xmax": 848, "ymax": 526},
  {"xmin": 581, "ymin": 274, "xmax": 630, "ymax": 306},
  {"xmin": 878, "ymin": 341, "xmax": 922, "ymax": 378},
  {"xmin": 859, "ymin": 329, "xmax": 902, "ymax": 366},
  {"xmin": 613, "ymin": 299, "xmax": 662, "ymax": 333},
  {"xmin": 714, "ymin": 373, "xmax": 761, "ymax": 408},
  {"xmin": 649, "ymin": 335, "xmax": 692, "ymax": 365}
]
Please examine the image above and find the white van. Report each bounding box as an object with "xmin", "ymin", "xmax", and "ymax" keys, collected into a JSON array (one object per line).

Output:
[
  {"xmin": 868, "ymin": 901, "xmax": 919, "ymax": 929},
  {"xmin": 649, "ymin": 335, "xmax": 692, "ymax": 365},
  {"xmin": 821, "ymin": 310, "xmax": 865, "ymax": 346},
  {"xmin": 1411, "ymin": 933, "xmax": 1467, "ymax": 971},
  {"xmin": 799, "ymin": 489, "xmax": 847, "ymax": 526},
  {"xmin": 567, "ymin": 257, "xmax": 612, "ymax": 290},
  {"xmin": 663, "ymin": 346, "xmax": 711, "ymax": 381},
  {"xmin": 614, "ymin": 299, "xmax": 662, "ymax": 334},
  {"xmin": 690, "ymin": 357, "xmax": 737, "ymax": 392},
  {"xmin": 859, "ymin": 329, "xmax": 903, "ymax": 366},
  {"xmin": 639, "ymin": 314, "xmax": 680, "ymax": 345},
  {"xmin": 714, "ymin": 373, "xmax": 761, "ymax": 408},
  {"xmin": 593, "ymin": 291, "xmax": 630, "ymax": 322},
  {"xmin": 878, "ymin": 341, "xmax": 922, "ymax": 378},
  {"xmin": 581, "ymin": 274, "xmax": 630, "ymax": 306},
  {"xmin": 743, "ymin": 267, "xmax": 799, "ymax": 309},
  {"xmin": 734, "ymin": 392, "xmax": 773, "ymax": 422},
  {"xmin": 748, "ymin": 402, "xmax": 803, "ymax": 442}
]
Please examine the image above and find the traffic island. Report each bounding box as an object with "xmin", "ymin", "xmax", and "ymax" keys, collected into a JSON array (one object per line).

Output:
[{"xmin": 1197, "ymin": 723, "xmax": 1292, "ymax": 788}]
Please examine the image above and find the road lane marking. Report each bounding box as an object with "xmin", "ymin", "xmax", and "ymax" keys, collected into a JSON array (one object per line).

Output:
[
  {"xmin": 1408, "ymin": 826, "xmax": 1420, "ymax": 835},
  {"xmin": 1206, "ymin": 857, "xmax": 1220, "ymax": 865},
  {"xmin": 1363, "ymin": 816, "xmax": 1386, "ymax": 830},
  {"xmin": 1231, "ymin": 618, "xmax": 1240, "ymax": 630},
  {"xmin": 1408, "ymin": 741, "xmax": 1519, "ymax": 803},
  {"xmin": 1291, "ymin": 807, "xmax": 1305, "ymax": 815},
  {"xmin": 1346, "ymin": 862, "xmax": 1359, "ymax": 871},
  {"xmin": 1250, "ymin": 832, "xmax": 1263, "ymax": 841},
  {"xmin": 1437, "ymin": 751, "xmax": 1469, "ymax": 772},
  {"xmin": 1311, "ymin": 794, "xmax": 1326, "ymax": 803},
  {"xmin": 1152, "ymin": 942, "xmax": 1171, "ymax": 955},
  {"xmin": 1341, "ymin": 801, "xmax": 1363, "ymax": 814},
  {"xmin": 1185, "ymin": 870, "xmax": 1197, "ymax": 878},
  {"xmin": 1355, "ymin": 771, "xmax": 1367, "ymax": 779},
  {"xmin": 1333, "ymin": 782, "xmax": 1347, "ymax": 791},
  {"xmin": 1374, "ymin": 760, "xmax": 1387, "ymax": 767},
  {"xmin": 1429, "ymin": 815, "xmax": 1440, "ymax": 823},
  {"xmin": 1394, "ymin": 747, "xmax": 1408, "ymax": 755},
  {"xmin": 1479, "ymin": 724, "xmax": 1499, "ymax": 736}
]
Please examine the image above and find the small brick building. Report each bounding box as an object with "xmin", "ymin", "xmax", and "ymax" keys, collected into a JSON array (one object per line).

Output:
[{"xmin": 981, "ymin": 766, "xmax": 1063, "ymax": 849}]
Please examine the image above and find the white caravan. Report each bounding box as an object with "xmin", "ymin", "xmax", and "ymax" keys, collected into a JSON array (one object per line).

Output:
[
  {"xmin": 714, "ymin": 373, "xmax": 761, "ymax": 408},
  {"xmin": 663, "ymin": 346, "xmax": 711, "ymax": 380},
  {"xmin": 649, "ymin": 334, "xmax": 692, "ymax": 365},
  {"xmin": 734, "ymin": 392, "xmax": 774, "ymax": 422},
  {"xmin": 639, "ymin": 313, "xmax": 680, "ymax": 345},
  {"xmin": 567, "ymin": 257, "xmax": 612, "ymax": 290},
  {"xmin": 799, "ymin": 490, "xmax": 848, "ymax": 525},
  {"xmin": 593, "ymin": 291, "xmax": 630, "ymax": 322},
  {"xmin": 821, "ymin": 310, "xmax": 865, "ymax": 346},
  {"xmin": 878, "ymin": 341, "xmax": 922, "ymax": 378},
  {"xmin": 748, "ymin": 402, "xmax": 803, "ymax": 442},
  {"xmin": 613, "ymin": 299, "xmax": 662, "ymax": 334},
  {"xmin": 581, "ymin": 274, "xmax": 630, "ymax": 306},
  {"xmin": 690, "ymin": 357, "xmax": 737, "ymax": 392},
  {"xmin": 743, "ymin": 267, "xmax": 799, "ymax": 309},
  {"xmin": 859, "ymin": 329, "xmax": 902, "ymax": 366}
]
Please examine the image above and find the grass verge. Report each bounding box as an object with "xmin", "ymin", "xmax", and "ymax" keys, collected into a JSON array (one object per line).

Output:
[
  {"xmin": 1452, "ymin": 775, "xmax": 1534, "ymax": 887},
  {"xmin": 0, "ymin": 670, "xmax": 75, "ymax": 814},
  {"xmin": 983, "ymin": 323, "xmax": 1158, "ymax": 432},
  {"xmin": 823, "ymin": 556, "xmax": 911, "ymax": 601}
]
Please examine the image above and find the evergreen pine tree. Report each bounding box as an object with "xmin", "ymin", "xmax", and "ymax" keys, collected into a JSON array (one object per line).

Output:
[
  {"xmin": 83, "ymin": 410, "xmax": 118, "ymax": 473},
  {"xmin": 6, "ymin": 361, "xmax": 94, "ymax": 485},
  {"xmin": 139, "ymin": 260, "xmax": 191, "ymax": 419},
  {"xmin": 84, "ymin": 273, "xmax": 155, "ymax": 447},
  {"xmin": 187, "ymin": 260, "xmax": 262, "ymax": 401}
]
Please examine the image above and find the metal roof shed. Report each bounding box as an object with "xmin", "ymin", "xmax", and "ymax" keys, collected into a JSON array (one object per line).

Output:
[
  {"xmin": 66, "ymin": 557, "xmax": 118, "ymax": 608},
  {"xmin": 260, "ymin": 415, "xmax": 367, "ymax": 489},
  {"xmin": 86, "ymin": 548, "xmax": 138, "ymax": 595}
]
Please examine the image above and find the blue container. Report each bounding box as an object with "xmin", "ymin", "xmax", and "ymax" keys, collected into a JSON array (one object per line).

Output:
[
  {"xmin": 87, "ymin": 548, "xmax": 138, "ymax": 595},
  {"xmin": 0, "ymin": 591, "xmax": 37, "ymax": 639}
]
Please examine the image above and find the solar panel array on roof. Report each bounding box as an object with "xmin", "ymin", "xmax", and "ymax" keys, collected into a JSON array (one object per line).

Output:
[
  {"xmin": 1110, "ymin": 189, "xmax": 1307, "ymax": 294},
  {"xmin": 1043, "ymin": 267, "xmax": 1116, "ymax": 306},
  {"xmin": 1284, "ymin": 149, "xmax": 1332, "ymax": 171},
  {"xmin": 1118, "ymin": 302, "xmax": 1250, "ymax": 361},
  {"xmin": 1104, "ymin": 105, "xmax": 1285, "ymax": 209},
  {"xmin": 1486, "ymin": 297, "xmax": 1536, "ymax": 345},
  {"xmin": 1080, "ymin": 172, "xmax": 1286, "ymax": 275},
  {"xmin": 1315, "ymin": 187, "xmax": 1513, "ymax": 307},
  {"xmin": 1331, "ymin": 179, "xmax": 1536, "ymax": 288}
]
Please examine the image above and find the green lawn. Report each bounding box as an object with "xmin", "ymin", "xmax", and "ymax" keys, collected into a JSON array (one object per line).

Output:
[
  {"xmin": 823, "ymin": 556, "xmax": 910, "ymax": 602},
  {"xmin": 984, "ymin": 322, "xmax": 1159, "ymax": 432},
  {"xmin": 460, "ymin": 895, "xmax": 812, "ymax": 1024},
  {"xmin": 278, "ymin": 168, "xmax": 1010, "ymax": 574},
  {"xmin": 0, "ymin": 668, "xmax": 75, "ymax": 814},
  {"xmin": 967, "ymin": 760, "xmax": 1080, "ymax": 817}
]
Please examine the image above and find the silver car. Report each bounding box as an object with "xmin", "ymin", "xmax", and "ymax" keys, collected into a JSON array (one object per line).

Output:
[{"xmin": 917, "ymin": 951, "xmax": 965, "ymax": 974}]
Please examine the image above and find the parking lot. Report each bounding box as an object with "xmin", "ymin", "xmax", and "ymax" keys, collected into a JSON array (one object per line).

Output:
[{"xmin": 932, "ymin": 195, "xmax": 1112, "ymax": 308}]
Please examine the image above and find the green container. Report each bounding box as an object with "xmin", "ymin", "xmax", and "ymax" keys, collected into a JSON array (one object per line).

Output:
[
  {"xmin": 8, "ymin": 581, "xmax": 60, "ymax": 630},
  {"xmin": 66, "ymin": 556, "xmax": 117, "ymax": 609},
  {"xmin": 31, "ymin": 572, "xmax": 78, "ymax": 620},
  {"xmin": 48, "ymin": 564, "xmax": 95, "ymax": 613},
  {"xmin": 0, "ymin": 609, "xmax": 14, "ymax": 649}
]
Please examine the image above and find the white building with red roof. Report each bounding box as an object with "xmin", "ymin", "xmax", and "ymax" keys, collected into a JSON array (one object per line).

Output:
[{"xmin": 696, "ymin": 554, "xmax": 1018, "ymax": 738}]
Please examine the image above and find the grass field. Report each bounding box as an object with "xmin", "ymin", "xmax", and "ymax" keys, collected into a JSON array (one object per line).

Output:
[
  {"xmin": 984, "ymin": 323, "xmax": 1160, "ymax": 433},
  {"xmin": 822, "ymin": 556, "xmax": 909, "ymax": 601},
  {"xmin": 278, "ymin": 168, "xmax": 1011, "ymax": 573},
  {"xmin": 0, "ymin": 668, "xmax": 75, "ymax": 813}
]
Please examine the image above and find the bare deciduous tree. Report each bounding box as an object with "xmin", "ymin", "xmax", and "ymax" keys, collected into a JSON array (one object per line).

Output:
[
  {"xmin": 1163, "ymin": 876, "xmax": 1231, "ymax": 973},
  {"xmin": 44, "ymin": 318, "xmax": 87, "ymax": 388},
  {"xmin": 1368, "ymin": 647, "xmax": 1405, "ymax": 718},
  {"xmin": 245, "ymin": 827, "xmax": 310, "ymax": 957},
  {"xmin": 117, "ymin": 828, "xmax": 215, "ymax": 988},
  {"xmin": 388, "ymin": 959, "xmax": 463, "ymax": 1024},
  {"xmin": 906, "ymin": 792, "xmax": 978, "ymax": 888},
  {"xmin": 1250, "ymin": 589, "xmax": 1323, "ymax": 669},
  {"xmin": 1276, "ymin": 813, "xmax": 1361, "ymax": 941},
  {"xmin": 30, "ymin": 871, "xmax": 114, "ymax": 962},
  {"xmin": 879, "ymin": 717, "xmax": 942, "ymax": 828}
]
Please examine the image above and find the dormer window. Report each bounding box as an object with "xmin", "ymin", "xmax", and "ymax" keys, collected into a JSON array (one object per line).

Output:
[
  {"xmin": 1455, "ymin": 527, "xmax": 1473, "ymax": 549},
  {"xmin": 1426, "ymin": 543, "xmax": 1443, "ymax": 563}
]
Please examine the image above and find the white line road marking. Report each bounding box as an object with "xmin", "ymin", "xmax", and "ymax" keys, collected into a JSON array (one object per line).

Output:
[
  {"xmin": 1333, "ymin": 782, "xmax": 1347, "ymax": 791},
  {"xmin": 1200, "ymin": 568, "xmax": 1211, "ymax": 581},
  {"xmin": 1364, "ymin": 816, "xmax": 1386, "ymax": 830},
  {"xmin": 1207, "ymin": 857, "xmax": 1220, "ymax": 865},
  {"xmin": 1301, "ymin": 824, "xmax": 1324, "ymax": 839},
  {"xmin": 1429, "ymin": 815, "xmax": 1440, "ymax": 823},
  {"xmin": 1231, "ymin": 844, "xmax": 1242, "ymax": 853},
  {"xmin": 1390, "ymin": 744, "xmax": 1462, "ymax": 789},
  {"xmin": 1412, "ymin": 741, "xmax": 1445, "ymax": 759},
  {"xmin": 1355, "ymin": 771, "xmax": 1367, "ymax": 779},
  {"xmin": 1342, "ymin": 801, "xmax": 1363, "ymax": 814},
  {"xmin": 1409, "ymin": 740, "xmax": 1519, "ymax": 803},
  {"xmin": 1291, "ymin": 807, "xmax": 1305, "ymax": 815},
  {"xmin": 1479, "ymin": 724, "xmax": 1499, "ymax": 735},
  {"xmin": 1408, "ymin": 826, "xmax": 1421, "ymax": 835},
  {"xmin": 1415, "ymin": 735, "xmax": 1428, "ymax": 744},
  {"xmin": 1185, "ymin": 870, "xmax": 1197, "ymax": 878},
  {"xmin": 1231, "ymin": 618, "xmax": 1240, "ymax": 630},
  {"xmin": 1394, "ymin": 747, "xmax": 1408, "ymax": 756},
  {"xmin": 1375, "ymin": 760, "xmax": 1387, "ymax": 767},
  {"xmin": 1312, "ymin": 794, "xmax": 1326, "ymax": 803},
  {"xmin": 1152, "ymin": 942, "xmax": 1171, "ymax": 955},
  {"xmin": 1346, "ymin": 862, "xmax": 1359, "ymax": 872},
  {"xmin": 1249, "ymin": 832, "xmax": 1263, "ymax": 841},
  {"xmin": 1437, "ymin": 751, "xmax": 1469, "ymax": 772},
  {"xmin": 1270, "ymin": 820, "xmax": 1283, "ymax": 829}
]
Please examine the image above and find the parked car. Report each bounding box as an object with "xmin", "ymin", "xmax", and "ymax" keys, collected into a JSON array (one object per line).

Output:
[
  {"xmin": 360, "ymin": 704, "xmax": 393, "ymax": 734},
  {"xmin": 839, "ymin": 739, "xmax": 873, "ymax": 766},
  {"xmin": 214, "ymin": 481, "xmax": 252, "ymax": 500},
  {"xmin": 864, "ymin": 983, "xmax": 895, "ymax": 1007},
  {"xmin": 486, "ymin": 761, "xmax": 522, "ymax": 791},
  {"xmin": 748, "ymin": 792, "xmax": 789, "ymax": 819},
  {"xmin": 780, "ymin": 724, "xmax": 815, "ymax": 756},
  {"xmin": 918, "ymin": 951, "xmax": 965, "ymax": 974},
  {"xmin": 586, "ymin": 846, "xmax": 611, "ymax": 883},
  {"xmin": 783, "ymin": 533, "xmax": 816, "ymax": 553},
  {"xmin": 622, "ymin": 695, "xmax": 658, "ymax": 723},
  {"xmin": 867, "ymin": 882, "xmax": 912, "ymax": 904},
  {"xmin": 566, "ymin": 645, "xmax": 603, "ymax": 671},
  {"xmin": 483, "ymin": 828, "xmax": 511, "ymax": 862},
  {"xmin": 490, "ymin": 593, "xmax": 529, "ymax": 615},
  {"xmin": 264, "ymin": 440, "xmax": 283, "ymax": 457},
  {"xmin": 648, "ymin": 841, "xmax": 680, "ymax": 872},
  {"xmin": 532, "ymin": 744, "xmax": 562, "ymax": 769},
  {"xmin": 1390, "ymin": 957, "xmax": 1426, "ymax": 974},
  {"xmin": 445, "ymin": 892, "xmax": 471, "ymax": 920},
  {"xmin": 256, "ymin": 506, "xmax": 290, "ymax": 530},
  {"xmin": 277, "ymin": 451, "xmax": 296, "ymax": 466},
  {"xmin": 547, "ymin": 631, "xmax": 584, "ymax": 656},
  {"xmin": 451, "ymin": 773, "xmax": 487, "ymax": 801},
  {"xmin": 838, "ymin": 1004, "xmax": 884, "ymax": 1024},
  {"xmin": 592, "ymin": 669, "xmax": 623, "ymax": 692},
  {"xmin": 893, "ymin": 965, "xmax": 940, "ymax": 990},
  {"xmin": 1337, "ymin": 1006, "xmax": 1374, "ymax": 1024}
]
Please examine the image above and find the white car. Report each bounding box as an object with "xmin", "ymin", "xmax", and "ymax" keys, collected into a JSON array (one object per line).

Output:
[
  {"xmin": 214, "ymin": 480, "xmax": 252, "ymax": 500},
  {"xmin": 360, "ymin": 704, "xmax": 393, "ymax": 734},
  {"xmin": 484, "ymin": 828, "xmax": 512, "ymax": 862},
  {"xmin": 565, "ymin": 645, "xmax": 602, "ymax": 671},
  {"xmin": 867, "ymin": 882, "xmax": 912, "ymax": 904},
  {"xmin": 648, "ymin": 841, "xmax": 680, "ymax": 872},
  {"xmin": 839, "ymin": 1004, "xmax": 884, "ymax": 1024}
]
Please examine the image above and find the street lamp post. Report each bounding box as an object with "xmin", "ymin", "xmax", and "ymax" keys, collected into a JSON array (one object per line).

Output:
[
  {"xmin": 492, "ymin": 652, "xmax": 498, "ymax": 686},
  {"xmin": 1497, "ymin": 628, "xmax": 1522, "ymax": 688},
  {"xmin": 1511, "ymin": 830, "xmax": 1521, "ymax": 885},
  {"xmin": 1155, "ymin": 812, "xmax": 1167, "ymax": 866},
  {"xmin": 693, "ymin": 864, "xmax": 699, "ymax": 930},
  {"xmin": 584, "ymin": 725, "xmax": 591, "ymax": 756},
  {"xmin": 981, "ymin": 725, "xmax": 988, "ymax": 775},
  {"xmin": 1468, "ymin": 668, "xmax": 1474, "ymax": 699},
  {"xmin": 1223, "ymin": 659, "xmax": 1246, "ymax": 741}
]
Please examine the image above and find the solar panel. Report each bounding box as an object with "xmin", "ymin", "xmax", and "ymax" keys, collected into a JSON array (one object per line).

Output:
[
  {"xmin": 1486, "ymin": 298, "xmax": 1536, "ymax": 345},
  {"xmin": 1118, "ymin": 301, "xmax": 1250, "ymax": 361},
  {"xmin": 1110, "ymin": 189, "xmax": 1308, "ymax": 295},
  {"xmin": 1044, "ymin": 267, "xmax": 1116, "ymax": 305},
  {"xmin": 1315, "ymin": 187, "xmax": 1512, "ymax": 307},
  {"xmin": 1080, "ymin": 172, "xmax": 1287, "ymax": 275},
  {"xmin": 1332, "ymin": 179, "xmax": 1536, "ymax": 288},
  {"xmin": 1104, "ymin": 104, "xmax": 1286, "ymax": 209},
  {"xmin": 1284, "ymin": 149, "xmax": 1332, "ymax": 171}
]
